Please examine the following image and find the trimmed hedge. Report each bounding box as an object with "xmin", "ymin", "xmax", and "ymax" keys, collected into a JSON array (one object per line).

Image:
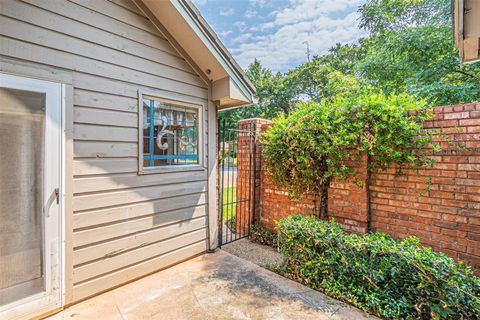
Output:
[{"xmin": 276, "ymin": 215, "xmax": 480, "ymax": 319}]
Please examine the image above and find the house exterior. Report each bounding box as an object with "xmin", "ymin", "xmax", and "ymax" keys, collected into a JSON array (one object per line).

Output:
[{"xmin": 0, "ymin": 1, "xmax": 255, "ymax": 319}]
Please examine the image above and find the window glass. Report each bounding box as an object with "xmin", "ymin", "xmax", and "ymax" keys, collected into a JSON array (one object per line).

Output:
[{"xmin": 142, "ymin": 98, "xmax": 199, "ymax": 167}]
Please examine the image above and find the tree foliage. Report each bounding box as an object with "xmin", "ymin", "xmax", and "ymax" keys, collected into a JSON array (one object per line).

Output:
[
  {"xmin": 357, "ymin": 1, "xmax": 480, "ymax": 105},
  {"xmin": 358, "ymin": 0, "xmax": 450, "ymax": 33}
]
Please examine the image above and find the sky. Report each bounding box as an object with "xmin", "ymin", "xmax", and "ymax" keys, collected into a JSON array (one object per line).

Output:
[{"xmin": 192, "ymin": 0, "xmax": 368, "ymax": 73}]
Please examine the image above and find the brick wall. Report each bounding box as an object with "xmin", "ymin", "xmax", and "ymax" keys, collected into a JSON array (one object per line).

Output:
[{"xmin": 236, "ymin": 103, "xmax": 480, "ymax": 270}]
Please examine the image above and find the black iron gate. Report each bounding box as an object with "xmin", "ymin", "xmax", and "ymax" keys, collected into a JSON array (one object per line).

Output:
[{"xmin": 218, "ymin": 120, "xmax": 257, "ymax": 246}]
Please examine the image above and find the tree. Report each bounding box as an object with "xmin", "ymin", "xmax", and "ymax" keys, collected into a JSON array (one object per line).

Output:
[
  {"xmin": 358, "ymin": 0, "xmax": 450, "ymax": 33},
  {"xmin": 218, "ymin": 59, "xmax": 294, "ymax": 134},
  {"xmin": 261, "ymin": 93, "xmax": 440, "ymax": 219},
  {"xmin": 287, "ymin": 60, "xmax": 362, "ymax": 104},
  {"xmin": 356, "ymin": 0, "xmax": 480, "ymax": 105},
  {"xmin": 316, "ymin": 41, "xmax": 369, "ymax": 76}
]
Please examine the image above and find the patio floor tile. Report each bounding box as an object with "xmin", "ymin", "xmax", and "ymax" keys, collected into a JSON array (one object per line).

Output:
[{"xmin": 46, "ymin": 250, "xmax": 378, "ymax": 320}]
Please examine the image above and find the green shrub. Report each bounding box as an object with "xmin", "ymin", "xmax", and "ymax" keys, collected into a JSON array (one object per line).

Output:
[
  {"xmin": 276, "ymin": 215, "xmax": 480, "ymax": 319},
  {"xmin": 249, "ymin": 224, "xmax": 278, "ymax": 247},
  {"xmin": 261, "ymin": 93, "xmax": 438, "ymax": 218}
]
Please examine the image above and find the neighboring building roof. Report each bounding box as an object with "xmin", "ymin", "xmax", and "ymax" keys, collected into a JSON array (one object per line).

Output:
[{"xmin": 138, "ymin": 0, "xmax": 258, "ymax": 109}]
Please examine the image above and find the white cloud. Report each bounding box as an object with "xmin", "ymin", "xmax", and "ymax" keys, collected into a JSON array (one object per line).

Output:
[
  {"xmin": 219, "ymin": 30, "xmax": 233, "ymax": 38},
  {"xmin": 219, "ymin": 8, "xmax": 235, "ymax": 16},
  {"xmin": 234, "ymin": 21, "xmax": 248, "ymax": 32},
  {"xmin": 232, "ymin": 33, "xmax": 253, "ymax": 44},
  {"xmin": 193, "ymin": 0, "xmax": 207, "ymax": 6},
  {"xmin": 245, "ymin": 9, "xmax": 257, "ymax": 19},
  {"xmin": 230, "ymin": 0, "xmax": 367, "ymax": 72},
  {"xmin": 249, "ymin": 0, "xmax": 268, "ymax": 7},
  {"xmin": 274, "ymin": 0, "xmax": 363, "ymax": 26}
]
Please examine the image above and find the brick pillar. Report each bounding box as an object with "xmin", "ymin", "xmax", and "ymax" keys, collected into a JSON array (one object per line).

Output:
[{"xmin": 236, "ymin": 118, "xmax": 272, "ymax": 233}]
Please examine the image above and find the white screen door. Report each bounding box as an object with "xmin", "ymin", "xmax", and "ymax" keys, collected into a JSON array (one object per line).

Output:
[{"xmin": 0, "ymin": 73, "xmax": 62, "ymax": 320}]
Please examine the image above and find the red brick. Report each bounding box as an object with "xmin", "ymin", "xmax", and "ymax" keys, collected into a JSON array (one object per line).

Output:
[
  {"xmin": 445, "ymin": 111, "xmax": 470, "ymax": 119},
  {"xmin": 458, "ymin": 164, "xmax": 480, "ymax": 171},
  {"xmin": 442, "ymin": 213, "xmax": 468, "ymax": 223},
  {"xmin": 432, "ymin": 205, "xmax": 458, "ymax": 214},
  {"xmin": 467, "ymin": 126, "xmax": 480, "ymax": 133},
  {"xmin": 435, "ymin": 120, "xmax": 459, "ymax": 127},
  {"xmin": 464, "ymin": 104, "xmax": 476, "ymax": 111},
  {"xmin": 416, "ymin": 210, "xmax": 442, "ymax": 220},
  {"xmin": 471, "ymin": 111, "xmax": 480, "ymax": 118},
  {"xmin": 460, "ymin": 118, "xmax": 480, "ymax": 126},
  {"xmin": 441, "ymin": 199, "xmax": 468, "ymax": 208},
  {"xmin": 469, "ymin": 156, "xmax": 480, "ymax": 163}
]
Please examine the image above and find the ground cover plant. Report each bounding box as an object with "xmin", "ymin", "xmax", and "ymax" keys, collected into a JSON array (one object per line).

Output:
[
  {"xmin": 276, "ymin": 215, "xmax": 480, "ymax": 320},
  {"xmin": 249, "ymin": 224, "xmax": 277, "ymax": 247}
]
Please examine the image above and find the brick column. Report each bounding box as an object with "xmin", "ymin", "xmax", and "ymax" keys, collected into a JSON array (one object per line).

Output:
[{"xmin": 236, "ymin": 118, "xmax": 271, "ymax": 233}]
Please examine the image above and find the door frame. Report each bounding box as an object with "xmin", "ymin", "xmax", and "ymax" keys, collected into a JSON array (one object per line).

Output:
[{"xmin": 0, "ymin": 73, "xmax": 66, "ymax": 320}]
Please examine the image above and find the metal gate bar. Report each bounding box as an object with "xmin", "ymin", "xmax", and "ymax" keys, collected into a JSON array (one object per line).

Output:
[{"xmin": 218, "ymin": 120, "xmax": 256, "ymax": 246}]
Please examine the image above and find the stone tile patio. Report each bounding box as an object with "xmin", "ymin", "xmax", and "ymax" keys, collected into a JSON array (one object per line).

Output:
[{"xmin": 47, "ymin": 250, "xmax": 378, "ymax": 320}]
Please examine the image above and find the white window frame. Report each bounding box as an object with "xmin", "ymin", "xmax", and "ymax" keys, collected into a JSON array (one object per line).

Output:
[{"xmin": 138, "ymin": 91, "xmax": 205, "ymax": 174}]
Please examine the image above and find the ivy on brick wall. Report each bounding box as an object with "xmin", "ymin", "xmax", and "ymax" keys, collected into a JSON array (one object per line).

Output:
[{"xmin": 261, "ymin": 93, "xmax": 442, "ymax": 218}]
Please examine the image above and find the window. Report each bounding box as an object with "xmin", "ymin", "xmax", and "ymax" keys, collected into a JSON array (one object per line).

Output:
[{"xmin": 140, "ymin": 95, "xmax": 201, "ymax": 170}]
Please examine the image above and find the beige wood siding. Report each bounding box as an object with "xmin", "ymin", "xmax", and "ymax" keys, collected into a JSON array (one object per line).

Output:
[{"xmin": 0, "ymin": 0, "xmax": 210, "ymax": 302}]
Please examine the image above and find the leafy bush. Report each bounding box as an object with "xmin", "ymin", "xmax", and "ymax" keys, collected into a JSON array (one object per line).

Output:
[
  {"xmin": 249, "ymin": 224, "xmax": 278, "ymax": 247},
  {"xmin": 276, "ymin": 215, "xmax": 480, "ymax": 319},
  {"xmin": 261, "ymin": 93, "xmax": 438, "ymax": 218}
]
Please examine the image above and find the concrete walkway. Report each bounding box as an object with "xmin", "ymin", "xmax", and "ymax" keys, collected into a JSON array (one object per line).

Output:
[{"xmin": 47, "ymin": 251, "xmax": 378, "ymax": 320}]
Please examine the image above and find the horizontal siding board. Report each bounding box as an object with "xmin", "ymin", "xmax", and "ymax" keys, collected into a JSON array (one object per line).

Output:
[
  {"xmin": 74, "ymin": 124, "xmax": 138, "ymax": 142},
  {"xmin": 21, "ymin": 0, "xmax": 171, "ymax": 53},
  {"xmin": 73, "ymin": 205, "xmax": 207, "ymax": 248},
  {"xmin": 73, "ymin": 170, "xmax": 207, "ymax": 194},
  {"xmin": 72, "ymin": 241, "xmax": 207, "ymax": 301},
  {"xmin": 0, "ymin": 56, "xmax": 74, "ymax": 84},
  {"xmin": 74, "ymin": 141, "xmax": 137, "ymax": 158},
  {"xmin": 73, "ymin": 181, "xmax": 207, "ymax": 211},
  {"xmin": 1, "ymin": 0, "xmax": 192, "ymax": 70},
  {"xmin": 73, "ymin": 216, "xmax": 207, "ymax": 265},
  {"xmin": 73, "ymin": 193, "xmax": 207, "ymax": 229},
  {"xmin": 0, "ymin": 37, "xmax": 208, "ymax": 98},
  {"xmin": 0, "ymin": 16, "xmax": 205, "ymax": 87},
  {"xmin": 74, "ymin": 107, "xmax": 137, "ymax": 128},
  {"xmin": 74, "ymin": 90, "xmax": 138, "ymax": 113},
  {"xmin": 107, "ymin": 0, "xmax": 144, "ymax": 15},
  {"xmin": 73, "ymin": 228, "xmax": 206, "ymax": 283},
  {"xmin": 68, "ymin": 0, "xmax": 159, "ymax": 35},
  {"xmin": 73, "ymin": 73, "xmax": 208, "ymax": 104},
  {"xmin": 73, "ymin": 158, "xmax": 138, "ymax": 176}
]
